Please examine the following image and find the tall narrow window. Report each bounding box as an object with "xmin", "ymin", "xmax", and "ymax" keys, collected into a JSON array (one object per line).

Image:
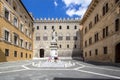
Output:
[
  {"xmin": 74, "ymin": 45, "xmax": 77, "ymax": 48},
  {"xmin": 4, "ymin": 30, "xmax": 9, "ymax": 41},
  {"xmin": 14, "ymin": 51, "xmax": 17, "ymax": 57},
  {"xmin": 5, "ymin": 49, "xmax": 9, "ymax": 56},
  {"xmin": 37, "ymin": 26, "xmax": 39, "ymax": 30},
  {"xmin": 95, "ymin": 49, "xmax": 98, "ymax": 55},
  {"xmin": 20, "ymin": 39, "xmax": 23, "ymax": 47},
  {"xmin": 26, "ymin": 53, "xmax": 27, "ymax": 58},
  {"xmin": 4, "ymin": 8, "xmax": 9, "ymax": 20},
  {"xmin": 89, "ymin": 22, "xmax": 92, "ymax": 29},
  {"xmin": 21, "ymin": 52, "xmax": 23, "ymax": 58},
  {"xmin": 14, "ymin": 33, "xmax": 18, "ymax": 45},
  {"xmin": 85, "ymin": 52, "xmax": 87, "ymax": 57},
  {"xmin": 89, "ymin": 51, "xmax": 91, "ymax": 56},
  {"xmin": 52, "ymin": 26, "xmax": 54, "ymax": 29},
  {"xmin": 59, "ymin": 26, "xmax": 62, "ymax": 29},
  {"xmin": 106, "ymin": 3, "xmax": 108, "ymax": 13},
  {"xmin": 20, "ymin": 24, "xmax": 23, "ymax": 32},
  {"xmin": 104, "ymin": 47, "xmax": 107, "ymax": 54},
  {"xmin": 115, "ymin": 19, "xmax": 119, "ymax": 31},
  {"xmin": 59, "ymin": 45, "xmax": 62, "ymax": 48},
  {"xmin": 103, "ymin": 26, "xmax": 109, "ymax": 38},
  {"xmin": 74, "ymin": 25, "xmax": 77, "ymax": 29},
  {"xmin": 95, "ymin": 33, "xmax": 99, "ymax": 42},
  {"xmin": 67, "ymin": 26, "xmax": 69, "ymax": 29},
  {"xmin": 103, "ymin": 6, "xmax": 105, "ymax": 16},
  {"xmin": 13, "ymin": 17, "xmax": 18, "ymax": 27},
  {"xmin": 89, "ymin": 37, "xmax": 92, "ymax": 45},
  {"xmin": 85, "ymin": 40, "xmax": 87, "ymax": 47},
  {"xmin": 44, "ymin": 26, "xmax": 47, "ymax": 30},
  {"xmin": 85, "ymin": 27, "xmax": 87, "ymax": 34},
  {"xmin": 67, "ymin": 45, "xmax": 69, "ymax": 48}
]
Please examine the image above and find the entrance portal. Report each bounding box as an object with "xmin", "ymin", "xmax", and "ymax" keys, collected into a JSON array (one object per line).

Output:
[
  {"xmin": 40, "ymin": 49, "xmax": 44, "ymax": 58},
  {"xmin": 115, "ymin": 43, "xmax": 120, "ymax": 63}
]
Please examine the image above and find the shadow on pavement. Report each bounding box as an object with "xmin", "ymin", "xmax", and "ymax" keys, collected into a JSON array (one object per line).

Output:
[
  {"xmin": 54, "ymin": 77, "xmax": 120, "ymax": 80},
  {"xmin": 72, "ymin": 58, "xmax": 120, "ymax": 68}
]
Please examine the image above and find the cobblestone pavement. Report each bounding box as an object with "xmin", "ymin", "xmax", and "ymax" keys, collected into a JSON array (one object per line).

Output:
[{"xmin": 0, "ymin": 59, "xmax": 120, "ymax": 80}]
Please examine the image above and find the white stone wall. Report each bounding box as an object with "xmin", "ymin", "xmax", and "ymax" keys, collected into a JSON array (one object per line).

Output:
[{"xmin": 33, "ymin": 19, "xmax": 81, "ymax": 58}]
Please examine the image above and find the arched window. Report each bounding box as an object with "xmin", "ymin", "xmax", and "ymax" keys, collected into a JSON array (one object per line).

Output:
[{"xmin": 115, "ymin": 18, "xmax": 119, "ymax": 31}]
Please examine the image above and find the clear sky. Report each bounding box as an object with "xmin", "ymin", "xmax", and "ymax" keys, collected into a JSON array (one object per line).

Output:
[{"xmin": 22, "ymin": 0, "xmax": 92, "ymax": 19}]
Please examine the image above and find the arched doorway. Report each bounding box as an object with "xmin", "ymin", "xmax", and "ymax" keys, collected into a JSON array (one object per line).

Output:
[
  {"xmin": 40, "ymin": 49, "xmax": 44, "ymax": 58},
  {"xmin": 115, "ymin": 43, "xmax": 120, "ymax": 63}
]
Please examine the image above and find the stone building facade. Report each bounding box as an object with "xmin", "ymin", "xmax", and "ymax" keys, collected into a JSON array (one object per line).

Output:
[
  {"xmin": 81, "ymin": 0, "xmax": 120, "ymax": 63},
  {"xmin": 0, "ymin": 0, "xmax": 33, "ymax": 62},
  {"xmin": 34, "ymin": 18, "xmax": 81, "ymax": 58}
]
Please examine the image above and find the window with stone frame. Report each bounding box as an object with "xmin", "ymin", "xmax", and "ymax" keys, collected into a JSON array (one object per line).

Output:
[
  {"xmin": 74, "ymin": 45, "xmax": 77, "ymax": 48},
  {"xmin": 20, "ymin": 39, "xmax": 23, "ymax": 47},
  {"xmin": 89, "ymin": 37, "xmax": 92, "ymax": 45},
  {"xmin": 89, "ymin": 51, "xmax": 91, "ymax": 56},
  {"xmin": 4, "ymin": 8, "xmax": 9, "ymax": 20},
  {"xmin": 73, "ymin": 36, "xmax": 77, "ymax": 40},
  {"xmin": 74, "ymin": 25, "xmax": 77, "ymax": 29},
  {"xmin": 43, "ymin": 33, "xmax": 48, "ymax": 41},
  {"xmin": 29, "ymin": 54, "xmax": 31, "ymax": 58},
  {"xmin": 85, "ymin": 40, "xmax": 87, "ymax": 47},
  {"xmin": 67, "ymin": 44, "xmax": 69, "ymax": 48},
  {"xmin": 66, "ymin": 33, "xmax": 70, "ymax": 40},
  {"xmin": 25, "ymin": 42, "xmax": 28, "ymax": 49},
  {"xmin": 5, "ymin": 49, "xmax": 9, "ymax": 56},
  {"xmin": 4, "ymin": 30, "xmax": 10, "ymax": 42},
  {"xmin": 29, "ymin": 43, "xmax": 32, "ymax": 50},
  {"xmin": 67, "ymin": 25, "xmax": 69, "ymax": 29},
  {"xmin": 59, "ymin": 45, "xmax": 62, "ymax": 48},
  {"xmin": 59, "ymin": 26, "xmax": 62, "ymax": 29},
  {"xmin": 115, "ymin": 19, "xmax": 119, "ymax": 32},
  {"xmin": 103, "ymin": 26, "xmax": 108, "ymax": 38},
  {"xmin": 85, "ymin": 27, "xmax": 87, "ymax": 34},
  {"xmin": 89, "ymin": 22, "xmax": 92, "ymax": 29},
  {"xmin": 26, "ymin": 53, "xmax": 27, "ymax": 58},
  {"xmin": 37, "ymin": 26, "xmax": 39, "ymax": 30},
  {"xmin": 21, "ymin": 52, "xmax": 23, "ymax": 58},
  {"xmin": 14, "ymin": 33, "xmax": 18, "ymax": 45},
  {"xmin": 20, "ymin": 23, "xmax": 23, "ymax": 32},
  {"xmin": 44, "ymin": 26, "xmax": 47, "ymax": 30},
  {"xmin": 52, "ymin": 26, "xmax": 54, "ymax": 29},
  {"xmin": 36, "ymin": 36, "xmax": 40, "ymax": 41},
  {"xmin": 58, "ymin": 34, "xmax": 63, "ymax": 40},
  {"xmin": 95, "ymin": 49, "xmax": 98, "ymax": 55},
  {"xmin": 103, "ymin": 3, "xmax": 109, "ymax": 16},
  {"xmin": 103, "ymin": 46, "xmax": 108, "ymax": 54},
  {"xmin": 94, "ymin": 33, "xmax": 99, "ymax": 42},
  {"xmin": 13, "ymin": 17, "xmax": 18, "ymax": 27},
  {"xmin": 85, "ymin": 52, "xmax": 87, "ymax": 57},
  {"xmin": 14, "ymin": 51, "xmax": 17, "ymax": 57}
]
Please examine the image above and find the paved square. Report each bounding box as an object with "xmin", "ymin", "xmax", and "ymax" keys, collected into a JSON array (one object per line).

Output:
[{"xmin": 0, "ymin": 59, "xmax": 120, "ymax": 80}]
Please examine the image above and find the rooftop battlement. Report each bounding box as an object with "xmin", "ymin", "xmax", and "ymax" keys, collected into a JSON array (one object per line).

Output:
[{"xmin": 34, "ymin": 17, "xmax": 81, "ymax": 23}]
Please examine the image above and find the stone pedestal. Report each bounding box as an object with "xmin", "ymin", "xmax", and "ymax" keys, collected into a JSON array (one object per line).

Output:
[{"xmin": 50, "ymin": 41, "xmax": 58, "ymax": 59}]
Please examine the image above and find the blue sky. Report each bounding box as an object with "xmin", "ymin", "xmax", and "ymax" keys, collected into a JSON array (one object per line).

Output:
[{"xmin": 22, "ymin": 0, "xmax": 92, "ymax": 19}]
